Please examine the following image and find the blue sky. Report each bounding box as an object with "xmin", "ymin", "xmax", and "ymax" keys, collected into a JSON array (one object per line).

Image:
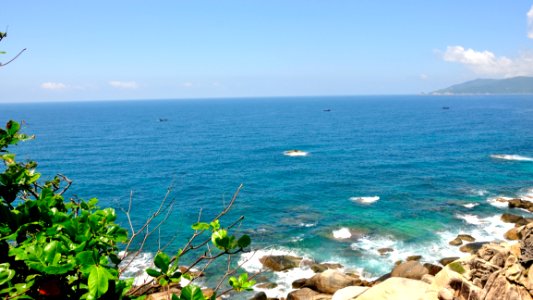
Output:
[{"xmin": 1, "ymin": 1, "xmax": 532, "ymax": 102}]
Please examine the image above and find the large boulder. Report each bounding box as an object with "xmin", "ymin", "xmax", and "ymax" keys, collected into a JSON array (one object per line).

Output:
[
  {"xmin": 249, "ymin": 291, "xmax": 267, "ymax": 300},
  {"xmin": 331, "ymin": 286, "xmax": 369, "ymax": 300},
  {"xmin": 482, "ymin": 271, "xmax": 532, "ymax": 299},
  {"xmin": 355, "ymin": 277, "xmax": 429, "ymax": 300},
  {"xmin": 508, "ymin": 198, "xmax": 533, "ymax": 212},
  {"xmin": 311, "ymin": 263, "xmax": 343, "ymax": 273},
  {"xmin": 459, "ymin": 242, "xmax": 488, "ymax": 254},
  {"xmin": 259, "ymin": 255, "xmax": 303, "ymax": 271},
  {"xmin": 390, "ymin": 260, "xmax": 428, "ymax": 280},
  {"xmin": 287, "ymin": 288, "xmax": 331, "ymax": 300},
  {"xmin": 304, "ymin": 269, "xmax": 362, "ymax": 294},
  {"xmin": 439, "ymin": 257, "xmax": 460, "ymax": 266}
]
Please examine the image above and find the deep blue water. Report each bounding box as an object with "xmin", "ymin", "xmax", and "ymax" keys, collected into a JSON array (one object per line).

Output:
[{"xmin": 2, "ymin": 95, "xmax": 533, "ymax": 281}]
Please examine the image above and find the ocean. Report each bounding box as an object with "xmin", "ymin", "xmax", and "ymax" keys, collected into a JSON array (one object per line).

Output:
[{"xmin": 2, "ymin": 95, "xmax": 533, "ymax": 297}]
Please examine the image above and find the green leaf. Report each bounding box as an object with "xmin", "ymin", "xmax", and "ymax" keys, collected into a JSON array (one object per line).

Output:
[
  {"xmin": 0, "ymin": 263, "xmax": 15, "ymax": 285},
  {"xmin": 88, "ymin": 265, "xmax": 110, "ymax": 298},
  {"xmin": 237, "ymin": 235, "xmax": 251, "ymax": 248},
  {"xmin": 154, "ymin": 252, "xmax": 170, "ymax": 273},
  {"xmin": 146, "ymin": 268, "xmax": 161, "ymax": 277},
  {"xmin": 180, "ymin": 285, "xmax": 206, "ymax": 300},
  {"xmin": 209, "ymin": 220, "xmax": 220, "ymax": 230},
  {"xmin": 191, "ymin": 222, "xmax": 210, "ymax": 231},
  {"xmin": 211, "ymin": 229, "xmax": 229, "ymax": 250}
]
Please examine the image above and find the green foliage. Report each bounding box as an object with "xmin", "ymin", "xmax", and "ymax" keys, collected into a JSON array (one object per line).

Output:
[
  {"xmin": 0, "ymin": 121, "xmax": 131, "ymax": 299},
  {"xmin": 0, "ymin": 120, "xmax": 255, "ymax": 299},
  {"xmin": 228, "ymin": 273, "xmax": 255, "ymax": 292}
]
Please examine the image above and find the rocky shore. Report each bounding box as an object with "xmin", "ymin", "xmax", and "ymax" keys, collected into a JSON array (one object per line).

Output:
[{"xmin": 248, "ymin": 197, "xmax": 533, "ymax": 300}]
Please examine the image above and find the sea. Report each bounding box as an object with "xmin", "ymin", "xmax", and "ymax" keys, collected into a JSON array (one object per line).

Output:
[{"xmin": 2, "ymin": 95, "xmax": 533, "ymax": 298}]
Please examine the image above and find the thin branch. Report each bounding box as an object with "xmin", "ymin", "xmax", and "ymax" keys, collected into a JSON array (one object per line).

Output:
[
  {"xmin": 57, "ymin": 173, "xmax": 72, "ymax": 195},
  {"xmin": 0, "ymin": 48, "xmax": 26, "ymax": 67}
]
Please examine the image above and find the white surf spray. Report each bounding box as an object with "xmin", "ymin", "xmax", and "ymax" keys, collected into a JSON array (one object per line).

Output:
[
  {"xmin": 463, "ymin": 203, "xmax": 479, "ymax": 209},
  {"xmin": 239, "ymin": 248, "xmax": 316, "ymax": 299},
  {"xmin": 487, "ymin": 196, "xmax": 512, "ymax": 208},
  {"xmin": 332, "ymin": 227, "xmax": 352, "ymax": 239}
]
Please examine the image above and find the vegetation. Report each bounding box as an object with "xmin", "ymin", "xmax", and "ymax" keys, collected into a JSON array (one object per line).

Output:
[
  {"xmin": 0, "ymin": 28, "xmax": 26, "ymax": 67},
  {"xmin": 0, "ymin": 120, "xmax": 255, "ymax": 299},
  {"xmin": 433, "ymin": 76, "xmax": 533, "ymax": 94}
]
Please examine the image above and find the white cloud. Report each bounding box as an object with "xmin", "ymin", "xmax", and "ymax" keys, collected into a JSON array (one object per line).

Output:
[
  {"xmin": 181, "ymin": 82, "xmax": 194, "ymax": 88},
  {"xmin": 40, "ymin": 82, "xmax": 67, "ymax": 90},
  {"xmin": 109, "ymin": 81, "xmax": 138, "ymax": 89},
  {"xmin": 527, "ymin": 5, "xmax": 533, "ymax": 39},
  {"xmin": 442, "ymin": 45, "xmax": 533, "ymax": 77},
  {"xmin": 419, "ymin": 74, "xmax": 429, "ymax": 80}
]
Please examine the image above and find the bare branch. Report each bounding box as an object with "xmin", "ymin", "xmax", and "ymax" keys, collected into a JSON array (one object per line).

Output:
[{"xmin": 0, "ymin": 48, "xmax": 26, "ymax": 67}]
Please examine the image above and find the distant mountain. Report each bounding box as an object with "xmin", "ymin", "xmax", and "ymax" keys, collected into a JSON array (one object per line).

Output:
[{"xmin": 433, "ymin": 76, "xmax": 533, "ymax": 95}]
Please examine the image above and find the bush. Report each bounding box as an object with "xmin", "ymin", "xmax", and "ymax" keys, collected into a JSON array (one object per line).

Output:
[{"xmin": 0, "ymin": 121, "xmax": 254, "ymax": 299}]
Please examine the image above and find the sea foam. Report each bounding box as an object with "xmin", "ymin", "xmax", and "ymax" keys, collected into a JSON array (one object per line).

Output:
[
  {"xmin": 239, "ymin": 248, "xmax": 315, "ymax": 299},
  {"xmin": 332, "ymin": 227, "xmax": 352, "ymax": 239}
]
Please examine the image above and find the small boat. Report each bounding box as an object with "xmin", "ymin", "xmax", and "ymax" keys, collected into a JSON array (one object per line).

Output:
[
  {"xmin": 159, "ymin": 118, "xmax": 168, "ymax": 122},
  {"xmin": 442, "ymin": 106, "xmax": 450, "ymax": 110},
  {"xmin": 323, "ymin": 109, "xmax": 331, "ymax": 112},
  {"xmin": 283, "ymin": 150, "xmax": 309, "ymax": 157}
]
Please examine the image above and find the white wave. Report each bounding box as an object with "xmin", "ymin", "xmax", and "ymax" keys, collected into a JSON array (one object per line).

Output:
[
  {"xmin": 299, "ymin": 222, "xmax": 317, "ymax": 228},
  {"xmin": 490, "ymin": 154, "xmax": 533, "ymax": 161},
  {"xmin": 463, "ymin": 203, "xmax": 479, "ymax": 209},
  {"xmin": 487, "ymin": 196, "xmax": 512, "ymax": 208},
  {"xmin": 519, "ymin": 188, "xmax": 533, "ymax": 201},
  {"xmin": 239, "ymin": 248, "xmax": 315, "ymax": 299},
  {"xmin": 469, "ymin": 189, "xmax": 488, "ymax": 196},
  {"xmin": 118, "ymin": 252, "xmax": 154, "ymax": 286},
  {"xmin": 350, "ymin": 196, "xmax": 380, "ymax": 204},
  {"xmin": 283, "ymin": 150, "xmax": 309, "ymax": 157},
  {"xmin": 455, "ymin": 213, "xmax": 485, "ymax": 225},
  {"xmin": 332, "ymin": 227, "xmax": 352, "ymax": 239}
]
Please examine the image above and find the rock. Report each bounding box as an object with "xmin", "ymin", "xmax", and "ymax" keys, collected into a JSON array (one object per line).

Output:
[
  {"xmin": 439, "ymin": 257, "xmax": 460, "ymax": 266},
  {"xmin": 505, "ymin": 227, "xmax": 520, "ymax": 240},
  {"xmin": 356, "ymin": 277, "xmax": 429, "ymax": 300},
  {"xmin": 146, "ymin": 288, "xmax": 181, "ymax": 300},
  {"xmin": 421, "ymin": 274, "xmax": 435, "ymax": 284},
  {"xmin": 501, "ymin": 213, "xmax": 524, "ymax": 224},
  {"xmin": 423, "ymin": 263, "xmax": 442, "ymax": 276},
  {"xmin": 259, "ymin": 255, "xmax": 303, "ymax": 271},
  {"xmin": 292, "ymin": 278, "xmax": 308, "ymax": 289},
  {"xmin": 287, "ymin": 288, "xmax": 331, "ymax": 300},
  {"xmin": 457, "ymin": 234, "xmax": 476, "ymax": 242},
  {"xmin": 482, "ymin": 272, "xmax": 532, "ymax": 300},
  {"xmin": 508, "ymin": 198, "xmax": 533, "ymax": 212},
  {"xmin": 377, "ymin": 248, "xmax": 393, "ymax": 256},
  {"xmin": 390, "ymin": 260, "xmax": 428, "ymax": 280},
  {"xmin": 249, "ymin": 292, "xmax": 267, "ymax": 300},
  {"xmin": 406, "ymin": 255, "xmax": 422, "ymax": 261},
  {"xmin": 520, "ymin": 223, "xmax": 533, "ymax": 265},
  {"xmin": 304, "ymin": 269, "xmax": 362, "ymax": 294},
  {"xmin": 331, "ymin": 286, "xmax": 368, "ymax": 300},
  {"xmin": 437, "ymin": 287, "xmax": 454, "ymax": 300},
  {"xmin": 449, "ymin": 237, "xmax": 463, "ymax": 246},
  {"xmin": 477, "ymin": 243, "xmax": 509, "ymax": 267},
  {"xmin": 256, "ymin": 282, "xmax": 278, "ymax": 289},
  {"xmin": 459, "ymin": 242, "xmax": 488, "ymax": 254},
  {"xmin": 370, "ymin": 273, "xmax": 390, "ymax": 286},
  {"xmin": 178, "ymin": 266, "xmax": 205, "ymax": 278},
  {"xmin": 311, "ymin": 263, "xmax": 343, "ymax": 273}
]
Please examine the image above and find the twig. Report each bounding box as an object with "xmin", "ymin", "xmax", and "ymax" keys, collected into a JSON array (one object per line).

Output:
[{"xmin": 0, "ymin": 48, "xmax": 26, "ymax": 67}]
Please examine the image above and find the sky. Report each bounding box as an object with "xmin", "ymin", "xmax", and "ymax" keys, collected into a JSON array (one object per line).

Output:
[{"xmin": 1, "ymin": 1, "xmax": 533, "ymax": 102}]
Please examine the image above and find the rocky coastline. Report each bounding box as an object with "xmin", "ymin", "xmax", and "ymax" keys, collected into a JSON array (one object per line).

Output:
[{"xmin": 247, "ymin": 197, "xmax": 533, "ymax": 300}]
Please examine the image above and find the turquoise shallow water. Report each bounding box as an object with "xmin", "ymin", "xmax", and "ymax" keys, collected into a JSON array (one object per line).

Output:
[{"xmin": 2, "ymin": 95, "xmax": 533, "ymax": 293}]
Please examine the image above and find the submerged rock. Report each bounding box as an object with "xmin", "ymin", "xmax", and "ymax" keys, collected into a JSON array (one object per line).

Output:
[
  {"xmin": 449, "ymin": 237, "xmax": 463, "ymax": 246},
  {"xmin": 459, "ymin": 242, "xmax": 488, "ymax": 254},
  {"xmin": 311, "ymin": 263, "xmax": 343, "ymax": 273},
  {"xmin": 457, "ymin": 234, "xmax": 476, "ymax": 242},
  {"xmin": 377, "ymin": 247, "xmax": 393, "ymax": 256}
]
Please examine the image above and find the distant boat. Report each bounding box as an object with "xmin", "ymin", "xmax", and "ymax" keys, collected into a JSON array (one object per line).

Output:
[
  {"xmin": 442, "ymin": 106, "xmax": 450, "ymax": 110},
  {"xmin": 323, "ymin": 109, "xmax": 331, "ymax": 112},
  {"xmin": 283, "ymin": 150, "xmax": 309, "ymax": 157},
  {"xmin": 159, "ymin": 118, "xmax": 168, "ymax": 122}
]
